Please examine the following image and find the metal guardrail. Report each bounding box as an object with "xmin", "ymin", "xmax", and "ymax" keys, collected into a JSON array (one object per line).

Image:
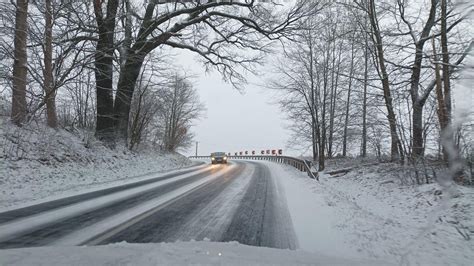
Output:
[{"xmin": 189, "ymin": 155, "xmax": 318, "ymax": 180}]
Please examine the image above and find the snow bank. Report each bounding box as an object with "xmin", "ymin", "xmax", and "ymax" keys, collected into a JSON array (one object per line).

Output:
[
  {"xmin": 0, "ymin": 119, "xmax": 194, "ymax": 209},
  {"xmin": 0, "ymin": 241, "xmax": 389, "ymax": 265},
  {"xmin": 267, "ymin": 160, "xmax": 473, "ymax": 265},
  {"xmin": 263, "ymin": 161, "xmax": 361, "ymax": 258}
]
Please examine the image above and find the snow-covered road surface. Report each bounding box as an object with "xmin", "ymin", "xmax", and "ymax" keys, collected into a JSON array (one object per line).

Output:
[
  {"xmin": 0, "ymin": 160, "xmax": 297, "ymax": 251},
  {"xmin": 0, "ymin": 165, "xmax": 212, "ymax": 244},
  {"xmin": 0, "ymin": 159, "xmax": 469, "ymax": 265}
]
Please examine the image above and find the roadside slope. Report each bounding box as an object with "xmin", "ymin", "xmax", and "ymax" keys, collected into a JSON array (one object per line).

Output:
[
  {"xmin": 0, "ymin": 119, "xmax": 193, "ymax": 209},
  {"xmin": 266, "ymin": 160, "xmax": 473, "ymax": 266}
]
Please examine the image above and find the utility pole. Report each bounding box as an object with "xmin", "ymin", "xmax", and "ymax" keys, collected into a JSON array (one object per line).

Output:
[{"xmin": 195, "ymin": 141, "xmax": 198, "ymax": 157}]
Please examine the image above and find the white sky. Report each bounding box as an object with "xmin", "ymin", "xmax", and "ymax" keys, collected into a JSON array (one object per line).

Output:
[{"xmin": 175, "ymin": 50, "xmax": 295, "ymax": 157}]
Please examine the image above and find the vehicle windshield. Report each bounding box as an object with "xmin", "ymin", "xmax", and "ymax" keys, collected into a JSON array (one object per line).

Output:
[{"xmin": 1, "ymin": 1, "xmax": 470, "ymax": 265}]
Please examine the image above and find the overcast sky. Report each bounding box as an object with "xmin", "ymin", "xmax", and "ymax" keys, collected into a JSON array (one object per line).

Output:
[{"xmin": 176, "ymin": 50, "xmax": 296, "ymax": 157}]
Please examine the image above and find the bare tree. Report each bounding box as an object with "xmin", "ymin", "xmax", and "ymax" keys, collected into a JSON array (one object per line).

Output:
[
  {"xmin": 93, "ymin": 0, "xmax": 119, "ymax": 144},
  {"xmin": 159, "ymin": 74, "xmax": 205, "ymax": 152},
  {"xmin": 24, "ymin": 1, "xmax": 94, "ymax": 127},
  {"xmin": 441, "ymin": 0, "xmax": 452, "ymax": 120},
  {"xmin": 269, "ymin": 6, "xmax": 350, "ymax": 170},
  {"xmin": 128, "ymin": 55, "xmax": 168, "ymax": 150},
  {"xmin": 43, "ymin": 0, "xmax": 57, "ymax": 128},
  {"xmin": 11, "ymin": 0, "xmax": 29, "ymax": 125},
  {"xmin": 361, "ymin": 31, "xmax": 369, "ymax": 158},
  {"xmin": 61, "ymin": 68, "xmax": 96, "ymax": 129},
  {"xmin": 342, "ymin": 32, "xmax": 356, "ymax": 157},
  {"xmin": 366, "ymin": 0, "xmax": 403, "ymax": 162},
  {"xmin": 396, "ymin": 0, "xmax": 438, "ymax": 159},
  {"xmin": 90, "ymin": 0, "xmax": 322, "ymax": 144},
  {"xmin": 270, "ymin": 0, "xmax": 471, "ymax": 171}
]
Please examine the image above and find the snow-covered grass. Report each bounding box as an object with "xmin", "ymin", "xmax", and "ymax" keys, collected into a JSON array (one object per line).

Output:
[
  {"xmin": 0, "ymin": 118, "xmax": 194, "ymax": 209},
  {"xmin": 268, "ymin": 159, "xmax": 474, "ymax": 265},
  {"xmin": 0, "ymin": 241, "xmax": 391, "ymax": 266}
]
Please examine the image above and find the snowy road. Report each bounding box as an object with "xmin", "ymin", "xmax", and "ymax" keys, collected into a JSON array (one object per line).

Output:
[{"xmin": 0, "ymin": 161, "xmax": 297, "ymax": 250}]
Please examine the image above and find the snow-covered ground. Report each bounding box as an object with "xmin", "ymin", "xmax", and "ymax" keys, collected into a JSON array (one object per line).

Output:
[
  {"xmin": 0, "ymin": 241, "xmax": 390, "ymax": 266},
  {"xmin": 0, "ymin": 119, "xmax": 194, "ymax": 209},
  {"xmin": 268, "ymin": 160, "xmax": 473, "ymax": 266},
  {"xmin": 1, "ymin": 121, "xmax": 472, "ymax": 266},
  {"xmin": 0, "ymin": 158, "xmax": 393, "ymax": 266}
]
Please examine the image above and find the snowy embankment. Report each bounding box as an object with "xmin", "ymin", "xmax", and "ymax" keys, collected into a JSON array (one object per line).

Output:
[
  {"xmin": 0, "ymin": 119, "xmax": 194, "ymax": 209},
  {"xmin": 267, "ymin": 159, "xmax": 473, "ymax": 266}
]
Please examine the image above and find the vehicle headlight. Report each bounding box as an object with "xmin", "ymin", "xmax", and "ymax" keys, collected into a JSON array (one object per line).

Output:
[
  {"xmin": 224, "ymin": 157, "xmax": 227, "ymax": 160},
  {"xmin": 211, "ymin": 157, "xmax": 215, "ymax": 160}
]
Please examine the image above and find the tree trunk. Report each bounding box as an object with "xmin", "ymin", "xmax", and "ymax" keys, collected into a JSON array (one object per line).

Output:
[
  {"xmin": 432, "ymin": 38, "xmax": 448, "ymax": 161},
  {"xmin": 412, "ymin": 102, "xmax": 424, "ymax": 158},
  {"xmin": 312, "ymin": 120, "xmax": 318, "ymax": 161},
  {"xmin": 328, "ymin": 38, "xmax": 342, "ymax": 158},
  {"xmin": 441, "ymin": 0, "xmax": 452, "ymax": 119},
  {"xmin": 114, "ymin": 51, "xmax": 146, "ymax": 142},
  {"xmin": 361, "ymin": 35, "xmax": 369, "ymax": 157},
  {"xmin": 11, "ymin": 0, "xmax": 29, "ymax": 126},
  {"xmin": 93, "ymin": 0, "xmax": 119, "ymax": 144},
  {"xmin": 440, "ymin": 0, "xmax": 463, "ymax": 181},
  {"xmin": 310, "ymin": 85, "xmax": 318, "ymax": 163},
  {"xmin": 410, "ymin": 39, "xmax": 429, "ymax": 160},
  {"xmin": 343, "ymin": 37, "xmax": 355, "ymax": 157},
  {"xmin": 43, "ymin": 0, "xmax": 57, "ymax": 128},
  {"xmin": 319, "ymin": 46, "xmax": 330, "ymax": 171},
  {"xmin": 308, "ymin": 32, "xmax": 318, "ymax": 162},
  {"xmin": 368, "ymin": 0, "xmax": 401, "ymax": 162},
  {"xmin": 409, "ymin": 0, "xmax": 437, "ymax": 159}
]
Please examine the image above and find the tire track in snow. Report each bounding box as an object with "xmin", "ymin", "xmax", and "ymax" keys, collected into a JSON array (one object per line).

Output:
[
  {"xmin": 0, "ymin": 167, "xmax": 218, "ymax": 248},
  {"xmin": 56, "ymin": 163, "xmax": 239, "ymax": 246},
  {"xmin": 92, "ymin": 162, "xmax": 247, "ymax": 244},
  {"xmin": 0, "ymin": 164, "xmax": 208, "ymax": 224},
  {"xmin": 169, "ymin": 161, "xmax": 256, "ymax": 242},
  {"xmin": 0, "ymin": 165, "xmax": 219, "ymax": 247},
  {"xmin": 220, "ymin": 161, "xmax": 298, "ymax": 250}
]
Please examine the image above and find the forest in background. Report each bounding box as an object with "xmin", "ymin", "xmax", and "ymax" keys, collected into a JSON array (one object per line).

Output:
[
  {"xmin": 0, "ymin": 0, "xmax": 472, "ymax": 183},
  {"xmin": 269, "ymin": 0, "xmax": 473, "ymax": 182}
]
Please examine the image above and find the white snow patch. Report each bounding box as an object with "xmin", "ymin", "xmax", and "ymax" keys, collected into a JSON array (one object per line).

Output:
[
  {"xmin": 262, "ymin": 160, "xmax": 474, "ymax": 265},
  {"xmin": 0, "ymin": 241, "xmax": 391, "ymax": 265},
  {"xmin": 261, "ymin": 161, "xmax": 361, "ymax": 258},
  {"xmin": 0, "ymin": 118, "xmax": 195, "ymax": 209}
]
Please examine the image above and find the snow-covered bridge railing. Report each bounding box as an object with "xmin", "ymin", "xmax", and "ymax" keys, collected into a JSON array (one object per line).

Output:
[{"xmin": 189, "ymin": 155, "xmax": 318, "ymax": 180}]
